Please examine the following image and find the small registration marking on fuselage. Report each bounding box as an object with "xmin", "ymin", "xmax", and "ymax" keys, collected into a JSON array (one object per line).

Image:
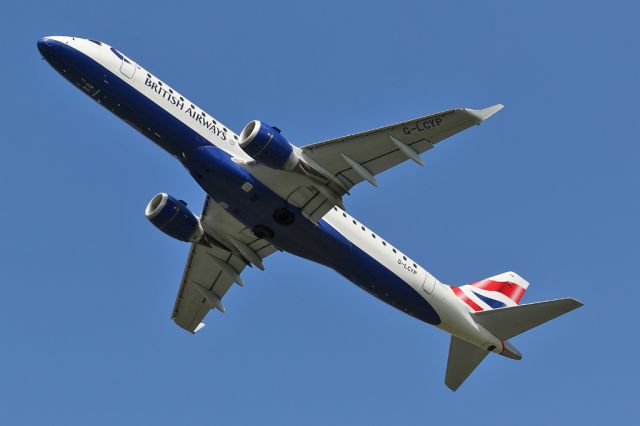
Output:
[{"xmin": 398, "ymin": 259, "xmax": 418, "ymax": 275}]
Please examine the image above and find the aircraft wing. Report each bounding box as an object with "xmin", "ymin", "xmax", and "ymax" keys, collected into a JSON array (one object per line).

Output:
[
  {"xmin": 171, "ymin": 197, "xmax": 278, "ymax": 333},
  {"xmin": 301, "ymin": 105, "xmax": 503, "ymax": 194}
]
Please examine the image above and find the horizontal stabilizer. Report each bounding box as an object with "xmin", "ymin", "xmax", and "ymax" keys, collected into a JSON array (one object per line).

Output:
[
  {"xmin": 445, "ymin": 336, "xmax": 489, "ymax": 391},
  {"xmin": 472, "ymin": 298, "xmax": 583, "ymax": 340}
]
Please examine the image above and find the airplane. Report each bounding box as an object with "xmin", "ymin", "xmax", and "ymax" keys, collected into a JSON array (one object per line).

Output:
[{"xmin": 37, "ymin": 36, "xmax": 582, "ymax": 391}]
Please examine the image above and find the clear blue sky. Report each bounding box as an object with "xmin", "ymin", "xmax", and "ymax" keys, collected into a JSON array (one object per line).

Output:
[{"xmin": 1, "ymin": 1, "xmax": 636, "ymax": 424}]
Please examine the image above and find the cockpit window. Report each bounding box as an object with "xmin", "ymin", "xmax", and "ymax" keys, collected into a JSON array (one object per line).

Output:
[
  {"xmin": 89, "ymin": 39, "xmax": 102, "ymax": 46},
  {"xmin": 110, "ymin": 47, "xmax": 130, "ymax": 63}
]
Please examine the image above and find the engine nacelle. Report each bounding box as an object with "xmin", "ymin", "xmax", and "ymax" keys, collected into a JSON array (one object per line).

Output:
[
  {"xmin": 238, "ymin": 120, "xmax": 300, "ymax": 170},
  {"xmin": 145, "ymin": 193, "xmax": 204, "ymax": 243}
]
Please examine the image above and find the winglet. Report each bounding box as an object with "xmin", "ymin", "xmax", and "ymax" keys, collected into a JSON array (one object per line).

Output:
[{"xmin": 466, "ymin": 104, "xmax": 504, "ymax": 123}]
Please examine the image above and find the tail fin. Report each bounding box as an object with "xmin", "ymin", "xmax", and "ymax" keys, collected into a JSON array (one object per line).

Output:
[
  {"xmin": 472, "ymin": 297, "xmax": 583, "ymax": 340},
  {"xmin": 452, "ymin": 271, "xmax": 529, "ymax": 311}
]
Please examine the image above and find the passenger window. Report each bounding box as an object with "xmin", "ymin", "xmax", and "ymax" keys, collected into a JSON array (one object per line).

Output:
[
  {"xmin": 371, "ymin": 234, "xmax": 376, "ymax": 239},
  {"xmin": 382, "ymin": 241, "xmax": 386, "ymax": 246},
  {"xmin": 361, "ymin": 226, "xmax": 365, "ymax": 231},
  {"xmin": 392, "ymin": 248, "xmax": 397, "ymax": 253},
  {"xmin": 403, "ymin": 256, "xmax": 407, "ymax": 261}
]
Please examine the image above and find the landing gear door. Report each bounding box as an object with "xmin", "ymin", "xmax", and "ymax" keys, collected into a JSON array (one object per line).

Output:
[{"xmin": 422, "ymin": 271, "xmax": 436, "ymax": 295}]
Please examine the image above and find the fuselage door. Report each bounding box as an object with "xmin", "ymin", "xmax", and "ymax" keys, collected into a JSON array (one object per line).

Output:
[
  {"xmin": 120, "ymin": 56, "xmax": 137, "ymax": 79},
  {"xmin": 422, "ymin": 272, "xmax": 436, "ymax": 295},
  {"xmin": 111, "ymin": 47, "xmax": 136, "ymax": 79}
]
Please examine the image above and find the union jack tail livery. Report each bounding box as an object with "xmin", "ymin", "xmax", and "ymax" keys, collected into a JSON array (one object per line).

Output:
[
  {"xmin": 445, "ymin": 272, "xmax": 580, "ymax": 391},
  {"xmin": 453, "ymin": 271, "xmax": 529, "ymax": 312}
]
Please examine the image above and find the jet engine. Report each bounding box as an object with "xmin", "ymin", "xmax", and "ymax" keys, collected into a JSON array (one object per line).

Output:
[
  {"xmin": 238, "ymin": 120, "xmax": 300, "ymax": 170},
  {"xmin": 145, "ymin": 193, "xmax": 204, "ymax": 242}
]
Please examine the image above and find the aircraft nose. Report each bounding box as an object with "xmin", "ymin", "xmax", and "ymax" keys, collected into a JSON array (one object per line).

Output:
[
  {"xmin": 37, "ymin": 37, "xmax": 51, "ymax": 55},
  {"xmin": 37, "ymin": 37, "xmax": 63, "ymax": 62}
]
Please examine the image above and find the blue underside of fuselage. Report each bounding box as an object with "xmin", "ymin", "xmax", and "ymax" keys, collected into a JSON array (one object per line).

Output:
[{"xmin": 40, "ymin": 39, "xmax": 441, "ymax": 325}]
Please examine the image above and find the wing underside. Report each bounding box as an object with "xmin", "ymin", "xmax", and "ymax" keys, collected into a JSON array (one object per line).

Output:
[
  {"xmin": 302, "ymin": 105, "xmax": 503, "ymax": 195},
  {"xmin": 171, "ymin": 197, "xmax": 277, "ymax": 333}
]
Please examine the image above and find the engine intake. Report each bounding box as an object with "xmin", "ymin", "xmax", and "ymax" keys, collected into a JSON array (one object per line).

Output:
[
  {"xmin": 239, "ymin": 120, "xmax": 299, "ymax": 170},
  {"xmin": 145, "ymin": 193, "xmax": 204, "ymax": 242}
]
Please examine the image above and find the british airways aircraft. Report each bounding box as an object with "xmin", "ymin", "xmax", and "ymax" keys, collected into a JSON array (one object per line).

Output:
[{"xmin": 38, "ymin": 36, "xmax": 582, "ymax": 390}]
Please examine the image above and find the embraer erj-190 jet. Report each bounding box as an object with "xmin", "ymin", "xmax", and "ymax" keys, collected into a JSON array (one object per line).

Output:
[{"xmin": 38, "ymin": 36, "xmax": 582, "ymax": 390}]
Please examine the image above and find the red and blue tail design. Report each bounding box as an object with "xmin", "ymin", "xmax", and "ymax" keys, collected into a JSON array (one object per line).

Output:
[{"xmin": 452, "ymin": 271, "xmax": 529, "ymax": 312}]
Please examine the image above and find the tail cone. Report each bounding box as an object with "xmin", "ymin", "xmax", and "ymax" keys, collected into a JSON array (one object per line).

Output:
[{"xmin": 500, "ymin": 340, "xmax": 522, "ymax": 360}]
